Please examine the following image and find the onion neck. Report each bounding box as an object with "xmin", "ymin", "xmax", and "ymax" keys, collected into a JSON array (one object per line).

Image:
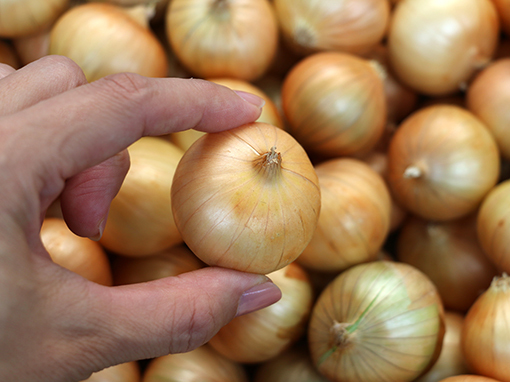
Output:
[
  {"xmin": 492, "ymin": 273, "xmax": 510, "ymax": 292},
  {"xmin": 255, "ymin": 146, "xmax": 282, "ymax": 178},
  {"xmin": 211, "ymin": 0, "xmax": 231, "ymax": 20},
  {"xmin": 403, "ymin": 165, "xmax": 423, "ymax": 179},
  {"xmin": 121, "ymin": 4, "xmax": 155, "ymax": 28}
]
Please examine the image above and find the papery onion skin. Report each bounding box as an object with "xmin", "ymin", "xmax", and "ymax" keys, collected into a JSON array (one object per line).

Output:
[
  {"xmin": 387, "ymin": 104, "xmax": 500, "ymax": 221},
  {"xmin": 281, "ymin": 51, "xmax": 387, "ymax": 159},
  {"xmin": 438, "ymin": 377, "xmax": 503, "ymax": 382},
  {"xmin": 49, "ymin": 3, "xmax": 168, "ymax": 82},
  {"xmin": 477, "ymin": 180, "xmax": 510, "ymax": 274},
  {"xmin": 166, "ymin": 0, "xmax": 279, "ymax": 81},
  {"xmin": 208, "ymin": 262, "xmax": 314, "ymax": 363},
  {"xmin": 273, "ymin": 0, "xmax": 390, "ymax": 56},
  {"xmin": 171, "ymin": 122, "xmax": 321, "ymax": 275},
  {"xmin": 80, "ymin": 361, "xmax": 141, "ymax": 382},
  {"xmin": 461, "ymin": 274, "xmax": 510, "ymax": 382},
  {"xmin": 397, "ymin": 214, "xmax": 498, "ymax": 312},
  {"xmin": 308, "ymin": 260, "xmax": 445, "ymax": 382},
  {"xmin": 297, "ymin": 158, "xmax": 391, "ymax": 273},
  {"xmin": 467, "ymin": 58, "xmax": 510, "ymax": 160},
  {"xmin": 388, "ymin": 0, "xmax": 500, "ymax": 96}
]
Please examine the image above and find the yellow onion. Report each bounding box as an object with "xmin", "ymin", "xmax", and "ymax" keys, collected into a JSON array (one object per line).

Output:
[
  {"xmin": 414, "ymin": 311, "xmax": 470, "ymax": 382},
  {"xmin": 49, "ymin": 3, "xmax": 168, "ymax": 82},
  {"xmin": 397, "ymin": 214, "xmax": 498, "ymax": 312},
  {"xmin": 0, "ymin": 0, "xmax": 69, "ymax": 38},
  {"xmin": 0, "ymin": 39, "xmax": 20, "ymax": 68},
  {"xmin": 273, "ymin": 0, "xmax": 390, "ymax": 56},
  {"xmin": 12, "ymin": 27, "xmax": 50, "ymax": 66},
  {"xmin": 281, "ymin": 51, "xmax": 386, "ymax": 159},
  {"xmin": 111, "ymin": 243, "xmax": 204, "ymax": 285},
  {"xmin": 208, "ymin": 262, "xmax": 314, "ymax": 363},
  {"xmin": 477, "ymin": 179, "xmax": 510, "ymax": 274},
  {"xmin": 467, "ymin": 58, "xmax": 510, "ymax": 160},
  {"xmin": 81, "ymin": 361, "xmax": 141, "ymax": 382},
  {"xmin": 297, "ymin": 158, "xmax": 391, "ymax": 273},
  {"xmin": 166, "ymin": 0, "xmax": 279, "ymax": 81},
  {"xmin": 40, "ymin": 217, "xmax": 113, "ymax": 286},
  {"xmin": 492, "ymin": 0, "xmax": 510, "ymax": 36},
  {"xmin": 166, "ymin": 77, "xmax": 284, "ymax": 152},
  {"xmin": 171, "ymin": 122, "xmax": 321, "ymax": 274},
  {"xmin": 253, "ymin": 345, "xmax": 329, "ymax": 382},
  {"xmin": 308, "ymin": 260, "xmax": 445, "ymax": 382},
  {"xmin": 387, "ymin": 0, "xmax": 500, "ymax": 96},
  {"xmin": 100, "ymin": 137, "xmax": 184, "ymax": 257},
  {"xmin": 439, "ymin": 377, "xmax": 503, "ymax": 382},
  {"xmin": 461, "ymin": 273, "xmax": 510, "ymax": 381},
  {"xmin": 142, "ymin": 344, "xmax": 248, "ymax": 382},
  {"xmin": 387, "ymin": 105, "xmax": 500, "ymax": 221}
]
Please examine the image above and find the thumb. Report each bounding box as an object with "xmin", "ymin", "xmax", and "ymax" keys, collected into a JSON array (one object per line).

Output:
[{"xmin": 61, "ymin": 267, "xmax": 281, "ymax": 379}]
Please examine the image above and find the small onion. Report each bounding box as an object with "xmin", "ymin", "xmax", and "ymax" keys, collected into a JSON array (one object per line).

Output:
[
  {"xmin": 414, "ymin": 311, "xmax": 470, "ymax": 382},
  {"xmin": 142, "ymin": 344, "xmax": 248, "ymax": 382},
  {"xmin": 297, "ymin": 158, "xmax": 391, "ymax": 273},
  {"xmin": 492, "ymin": 0, "xmax": 510, "ymax": 36},
  {"xmin": 281, "ymin": 51, "xmax": 387, "ymax": 159},
  {"xmin": 111, "ymin": 243, "xmax": 204, "ymax": 285},
  {"xmin": 397, "ymin": 214, "xmax": 498, "ymax": 312},
  {"xmin": 0, "ymin": 0, "xmax": 69, "ymax": 38},
  {"xmin": 166, "ymin": 0, "xmax": 279, "ymax": 81},
  {"xmin": 467, "ymin": 58, "xmax": 510, "ymax": 160},
  {"xmin": 208, "ymin": 262, "xmax": 314, "ymax": 363},
  {"xmin": 387, "ymin": 104, "xmax": 500, "ymax": 221},
  {"xmin": 273, "ymin": 0, "xmax": 390, "ymax": 56},
  {"xmin": 438, "ymin": 377, "xmax": 503, "ymax": 382},
  {"xmin": 308, "ymin": 260, "xmax": 445, "ymax": 382},
  {"xmin": 171, "ymin": 122, "xmax": 321, "ymax": 274},
  {"xmin": 477, "ymin": 179, "xmax": 510, "ymax": 275},
  {"xmin": 40, "ymin": 217, "xmax": 113, "ymax": 286},
  {"xmin": 49, "ymin": 3, "xmax": 168, "ymax": 82},
  {"xmin": 461, "ymin": 273, "xmax": 510, "ymax": 381},
  {"xmin": 80, "ymin": 361, "xmax": 141, "ymax": 382},
  {"xmin": 100, "ymin": 137, "xmax": 184, "ymax": 257},
  {"xmin": 388, "ymin": 0, "xmax": 500, "ymax": 96}
]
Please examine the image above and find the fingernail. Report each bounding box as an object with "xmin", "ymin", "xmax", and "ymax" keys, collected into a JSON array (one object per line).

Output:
[
  {"xmin": 236, "ymin": 280, "xmax": 282, "ymax": 317},
  {"xmin": 235, "ymin": 90, "xmax": 266, "ymax": 109},
  {"xmin": 90, "ymin": 217, "xmax": 106, "ymax": 242}
]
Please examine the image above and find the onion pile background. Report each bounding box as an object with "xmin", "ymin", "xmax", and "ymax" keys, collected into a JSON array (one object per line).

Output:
[{"xmin": 2, "ymin": 0, "xmax": 510, "ymax": 381}]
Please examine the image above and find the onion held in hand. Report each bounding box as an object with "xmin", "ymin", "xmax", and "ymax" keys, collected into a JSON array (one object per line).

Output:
[{"xmin": 171, "ymin": 122, "xmax": 321, "ymax": 274}]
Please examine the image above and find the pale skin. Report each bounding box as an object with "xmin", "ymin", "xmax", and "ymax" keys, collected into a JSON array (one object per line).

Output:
[{"xmin": 0, "ymin": 55, "xmax": 281, "ymax": 382}]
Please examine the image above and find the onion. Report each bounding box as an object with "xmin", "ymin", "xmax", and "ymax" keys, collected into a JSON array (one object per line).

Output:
[
  {"xmin": 461, "ymin": 273, "xmax": 510, "ymax": 381},
  {"xmin": 171, "ymin": 122, "xmax": 321, "ymax": 274},
  {"xmin": 253, "ymin": 345, "xmax": 329, "ymax": 382},
  {"xmin": 438, "ymin": 377, "xmax": 503, "ymax": 382},
  {"xmin": 0, "ymin": 39, "xmax": 20, "ymax": 68},
  {"xmin": 467, "ymin": 58, "xmax": 510, "ymax": 160},
  {"xmin": 297, "ymin": 158, "xmax": 391, "ymax": 273},
  {"xmin": 477, "ymin": 179, "xmax": 510, "ymax": 274},
  {"xmin": 208, "ymin": 262, "xmax": 314, "ymax": 363},
  {"xmin": 387, "ymin": 104, "xmax": 500, "ymax": 221},
  {"xmin": 111, "ymin": 243, "xmax": 204, "ymax": 285},
  {"xmin": 414, "ymin": 311, "xmax": 470, "ymax": 382},
  {"xmin": 273, "ymin": 0, "xmax": 390, "ymax": 56},
  {"xmin": 308, "ymin": 260, "xmax": 445, "ymax": 382},
  {"xmin": 387, "ymin": 0, "xmax": 500, "ymax": 96},
  {"xmin": 165, "ymin": 0, "xmax": 279, "ymax": 81},
  {"xmin": 281, "ymin": 51, "xmax": 387, "ymax": 159},
  {"xmin": 142, "ymin": 344, "xmax": 248, "ymax": 382},
  {"xmin": 49, "ymin": 2, "xmax": 168, "ymax": 82},
  {"xmin": 12, "ymin": 27, "xmax": 50, "ymax": 66},
  {"xmin": 0, "ymin": 0, "xmax": 69, "ymax": 38},
  {"xmin": 492, "ymin": 0, "xmax": 510, "ymax": 36},
  {"xmin": 80, "ymin": 361, "xmax": 140, "ymax": 382},
  {"xmin": 397, "ymin": 214, "xmax": 498, "ymax": 312},
  {"xmin": 100, "ymin": 137, "xmax": 184, "ymax": 257},
  {"xmin": 40, "ymin": 217, "xmax": 113, "ymax": 286}
]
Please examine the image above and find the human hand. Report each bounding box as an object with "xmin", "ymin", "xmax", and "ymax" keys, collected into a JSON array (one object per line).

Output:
[{"xmin": 0, "ymin": 55, "xmax": 281, "ymax": 382}]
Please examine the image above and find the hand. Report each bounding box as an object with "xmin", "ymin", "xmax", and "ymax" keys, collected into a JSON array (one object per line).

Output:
[{"xmin": 0, "ymin": 55, "xmax": 281, "ymax": 382}]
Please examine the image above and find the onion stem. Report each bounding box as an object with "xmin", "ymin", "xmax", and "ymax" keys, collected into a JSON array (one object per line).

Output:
[{"xmin": 403, "ymin": 165, "xmax": 422, "ymax": 179}]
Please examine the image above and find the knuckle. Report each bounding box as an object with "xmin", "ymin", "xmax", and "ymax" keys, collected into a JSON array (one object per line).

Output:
[{"xmin": 97, "ymin": 72, "xmax": 150, "ymax": 102}]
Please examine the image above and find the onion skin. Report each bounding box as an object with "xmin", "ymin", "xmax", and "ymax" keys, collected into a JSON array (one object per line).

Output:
[
  {"xmin": 477, "ymin": 179, "xmax": 510, "ymax": 274},
  {"xmin": 80, "ymin": 362, "xmax": 140, "ymax": 382},
  {"xmin": 388, "ymin": 0, "xmax": 500, "ymax": 96},
  {"xmin": 397, "ymin": 214, "xmax": 498, "ymax": 312},
  {"xmin": 492, "ymin": 0, "xmax": 510, "ymax": 36},
  {"xmin": 297, "ymin": 158, "xmax": 391, "ymax": 273},
  {"xmin": 387, "ymin": 105, "xmax": 500, "ymax": 221},
  {"xmin": 208, "ymin": 262, "xmax": 314, "ymax": 363},
  {"xmin": 166, "ymin": 0, "xmax": 279, "ymax": 81},
  {"xmin": 438, "ymin": 377, "xmax": 503, "ymax": 382},
  {"xmin": 461, "ymin": 274, "xmax": 510, "ymax": 382},
  {"xmin": 281, "ymin": 51, "xmax": 387, "ymax": 159},
  {"xmin": 171, "ymin": 122, "xmax": 321, "ymax": 274},
  {"xmin": 467, "ymin": 58, "xmax": 510, "ymax": 160},
  {"xmin": 308, "ymin": 260, "xmax": 445, "ymax": 382}
]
